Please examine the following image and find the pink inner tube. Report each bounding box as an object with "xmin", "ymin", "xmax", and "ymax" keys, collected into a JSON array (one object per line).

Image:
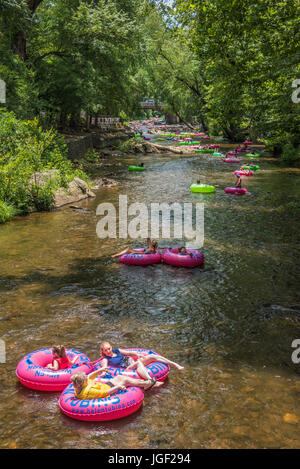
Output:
[
  {"xmin": 222, "ymin": 158, "xmax": 241, "ymax": 163},
  {"xmin": 243, "ymin": 141, "xmax": 253, "ymax": 145},
  {"xmin": 59, "ymin": 381, "xmax": 144, "ymax": 422},
  {"xmin": 94, "ymin": 348, "xmax": 170, "ymax": 382},
  {"xmin": 16, "ymin": 348, "xmax": 93, "ymax": 391},
  {"xmin": 225, "ymin": 187, "xmax": 248, "ymax": 195},
  {"xmin": 234, "ymin": 170, "xmax": 253, "ymax": 177},
  {"xmin": 162, "ymin": 248, "xmax": 205, "ymax": 268},
  {"xmin": 120, "ymin": 248, "xmax": 161, "ymax": 266}
]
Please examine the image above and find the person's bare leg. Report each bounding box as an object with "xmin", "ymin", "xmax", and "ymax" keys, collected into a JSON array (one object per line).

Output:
[
  {"xmin": 111, "ymin": 247, "xmax": 132, "ymax": 258},
  {"xmin": 122, "ymin": 376, "xmax": 164, "ymax": 389},
  {"xmin": 112, "ymin": 375, "xmax": 151, "ymax": 389},
  {"xmin": 141, "ymin": 354, "xmax": 184, "ymax": 370},
  {"xmin": 126, "ymin": 359, "xmax": 152, "ymax": 380}
]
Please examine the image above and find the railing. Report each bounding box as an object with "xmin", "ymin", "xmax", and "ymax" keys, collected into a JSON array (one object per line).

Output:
[
  {"xmin": 81, "ymin": 112, "xmax": 121, "ymax": 130},
  {"xmin": 140, "ymin": 101, "xmax": 165, "ymax": 109}
]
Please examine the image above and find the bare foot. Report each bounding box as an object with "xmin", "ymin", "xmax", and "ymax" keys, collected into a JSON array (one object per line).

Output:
[
  {"xmin": 153, "ymin": 381, "xmax": 164, "ymax": 388},
  {"xmin": 174, "ymin": 364, "xmax": 184, "ymax": 370}
]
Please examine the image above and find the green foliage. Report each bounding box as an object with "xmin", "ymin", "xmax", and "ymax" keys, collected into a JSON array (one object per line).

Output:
[
  {"xmin": 0, "ymin": 201, "xmax": 17, "ymax": 224},
  {"xmin": 0, "ymin": 109, "xmax": 88, "ymax": 217},
  {"xmin": 0, "ymin": 0, "xmax": 299, "ymax": 158},
  {"xmin": 82, "ymin": 149, "xmax": 102, "ymax": 163},
  {"xmin": 118, "ymin": 137, "xmax": 140, "ymax": 153},
  {"xmin": 280, "ymin": 143, "xmax": 300, "ymax": 166},
  {"xmin": 171, "ymin": 0, "xmax": 300, "ymax": 146}
]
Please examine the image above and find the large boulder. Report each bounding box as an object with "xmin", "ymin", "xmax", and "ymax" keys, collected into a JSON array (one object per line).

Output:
[{"xmin": 53, "ymin": 177, "xmax": 95, "ymax": 208}]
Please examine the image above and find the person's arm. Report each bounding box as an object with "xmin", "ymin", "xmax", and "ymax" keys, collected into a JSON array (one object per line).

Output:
[
  {"xmin": 119, "ymin": 348, "xmax": 140, "ymax": 358},
  {"xmin": 47, "ymin": 360, "xmax": 59, "ymax": 371},
  {"xmin": 69, "ymin": 355, "xmax": 80, "ymax": 365},
  {"xmin": 100, "ymin": 357, "xmax": 109, "ymax": 368},
  {"xmin": 88, "ymin": 367, "xmax": 107, "ymax": 380},
  {"xmin": 105, "ymin": 384, "xmax": 126, "ymax": 395}
]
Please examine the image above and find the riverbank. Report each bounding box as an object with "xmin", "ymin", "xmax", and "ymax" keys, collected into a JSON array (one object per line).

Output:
[{"xmin": 0, "ymin": 112, "xmax": 132, "ymax": 224}]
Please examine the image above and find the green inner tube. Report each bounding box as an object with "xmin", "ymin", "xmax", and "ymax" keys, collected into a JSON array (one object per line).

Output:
[
  {"xmin": 134, "ymin": 134, "xmax": 142, "ymax": 137},
  {"xmin": 243, "ymin": 165, "xmax": 260, "ymax": 170},
  {"xmin": 246, "ymin": 153, "xmax": 260, "ymax": 158},
  {"xmin": 128, "ymin": 165, "xmax": 145, "ymax": 171},
  {"xmin": 155, "ymin": 138, "xmax": 165, "ymax": 141},
  {"xmin": 190, "ymin": 184, "xmax": 215, "ymax": 193},
  {"xmin": 212, "ymin": 152, "xmax": 224, "ymax": 157}
]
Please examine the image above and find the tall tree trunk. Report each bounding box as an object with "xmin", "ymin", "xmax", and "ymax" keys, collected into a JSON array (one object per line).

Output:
[
  {"xmin": 12, "ymin": 31, "xmax": 27, "ymax": 61},
  {"xmin": 12, "ymin": 0, "xmax": 44, "ymax": 61}
]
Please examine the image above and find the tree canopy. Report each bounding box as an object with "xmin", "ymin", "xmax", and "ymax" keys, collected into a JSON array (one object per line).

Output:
[{"xmin": 0, "ymin": 0, "xmax": 299, "ymax": 151}]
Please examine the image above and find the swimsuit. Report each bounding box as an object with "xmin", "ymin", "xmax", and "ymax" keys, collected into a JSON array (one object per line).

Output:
[
  {"xmin": 105, "ymin": 349, "xmax": 131, "ymax": 368},
  {"xmin": 52, "ymin": 356, "xmax": 70, "ymax": 370}
]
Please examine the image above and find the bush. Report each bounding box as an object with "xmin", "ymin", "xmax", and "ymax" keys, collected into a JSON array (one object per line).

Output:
[
  {"xmin": 0, "ymin": 201, "xmax": 17, "ymax": 224},
  {"xmin": 118, "ymin": 137, "xmax": 139, "ymax": 153},
  {"xmin": 280, "ymin": 143, "xmax": 300, "ymax": 166}
]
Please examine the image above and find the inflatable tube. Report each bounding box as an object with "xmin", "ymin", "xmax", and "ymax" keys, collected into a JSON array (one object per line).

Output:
[
  {"xmin": 234, "ymin": 170, "xmax": 253, "ymax": 177},
  {"xmin": 225, "ymin": 187, "xmax": 247, "ymax": 195},
  {"xmin": 128, "ymin": 166, "xmax": 145, "ymax": 171},
  {"xmin": 246, "ymin": 153, "xmax": 260, "ymax": 158},
  {"xmin": 190, "ymin": 184, "xmax": 215, "ymax": 193},
  {"xmin": 16, "ymin": 348, "xmax": 93, "ymax": 391},
  {"xmin": 243, "ymin": 141, "xmax": 253, "ymax": 145},
  {"xmin": 162, "ymin": 248, "xmax": 205, "ymax": 268},
  {"xmin": 212, "ymin": 152, "xmax": 224, "ymax": 157},
  {"xmin": 120, "ymin": 248, "xmax": 161, "ymax": 266},
  {"xmin": 94, "ymin": 348, "xmax": 170, "ymax": 382},
  {"xmin": 242, "ymin": 165, "xmax": 260, "ymax": 171},
  {"xmin": 59, "ymin": 381, "xmax": 144, "ymax": 422},
  {"xmin": 195, "ymin": 149, "xmax": 214, "ymax": 153},
  {"xmin": 222, "ymin": 158, "xmax": 240, "ymax": 163}
]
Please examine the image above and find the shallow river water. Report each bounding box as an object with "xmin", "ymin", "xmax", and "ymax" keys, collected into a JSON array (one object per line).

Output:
[{"xmin": 0, "ymin": 149, "xmax": 300, "ymax": 448}]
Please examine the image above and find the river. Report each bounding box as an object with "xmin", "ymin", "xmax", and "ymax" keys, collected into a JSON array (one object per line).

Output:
[{"xmin": 0, "ymin": 149, "xmax": 299, "ymax": 448}]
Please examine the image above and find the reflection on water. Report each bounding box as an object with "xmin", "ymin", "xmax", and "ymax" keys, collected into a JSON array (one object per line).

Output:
[{"xmin": 0, "ymin": 152, "xmax": 299, "ymax": 448}]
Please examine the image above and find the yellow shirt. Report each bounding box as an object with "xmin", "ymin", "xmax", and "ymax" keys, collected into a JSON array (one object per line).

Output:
[{"xmin": 76, "ymin": 379, "xmax": 111, "ymax": 399}]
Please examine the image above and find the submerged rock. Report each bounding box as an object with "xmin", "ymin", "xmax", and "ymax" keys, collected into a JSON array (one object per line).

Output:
[{"xmin": 91, "ymin": 177, "xmax": 118, "ymax": 189}]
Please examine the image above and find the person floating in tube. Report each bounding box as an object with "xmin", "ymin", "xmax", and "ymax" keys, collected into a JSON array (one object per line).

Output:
[
  {"xmin": 235, "ymin": 172, "xmax": 242, "ymax": 188},
  {"xmin": 178, "ymin": 246, "xmax": 193, "ymax": 258},
  {"xmin": 71, "ymin": 367, "xmax": 163, "ymax": 400},
  {"xmin": 46, "ymin": 345, "xmax": 80, "ymax": 371},
  {"xmin": 111, "ymin": 238, "xmax": 158, "ymax": 258},
  {"xmin": 99, "ymin": 341, "xmax": 184, "ymax": 389}
]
